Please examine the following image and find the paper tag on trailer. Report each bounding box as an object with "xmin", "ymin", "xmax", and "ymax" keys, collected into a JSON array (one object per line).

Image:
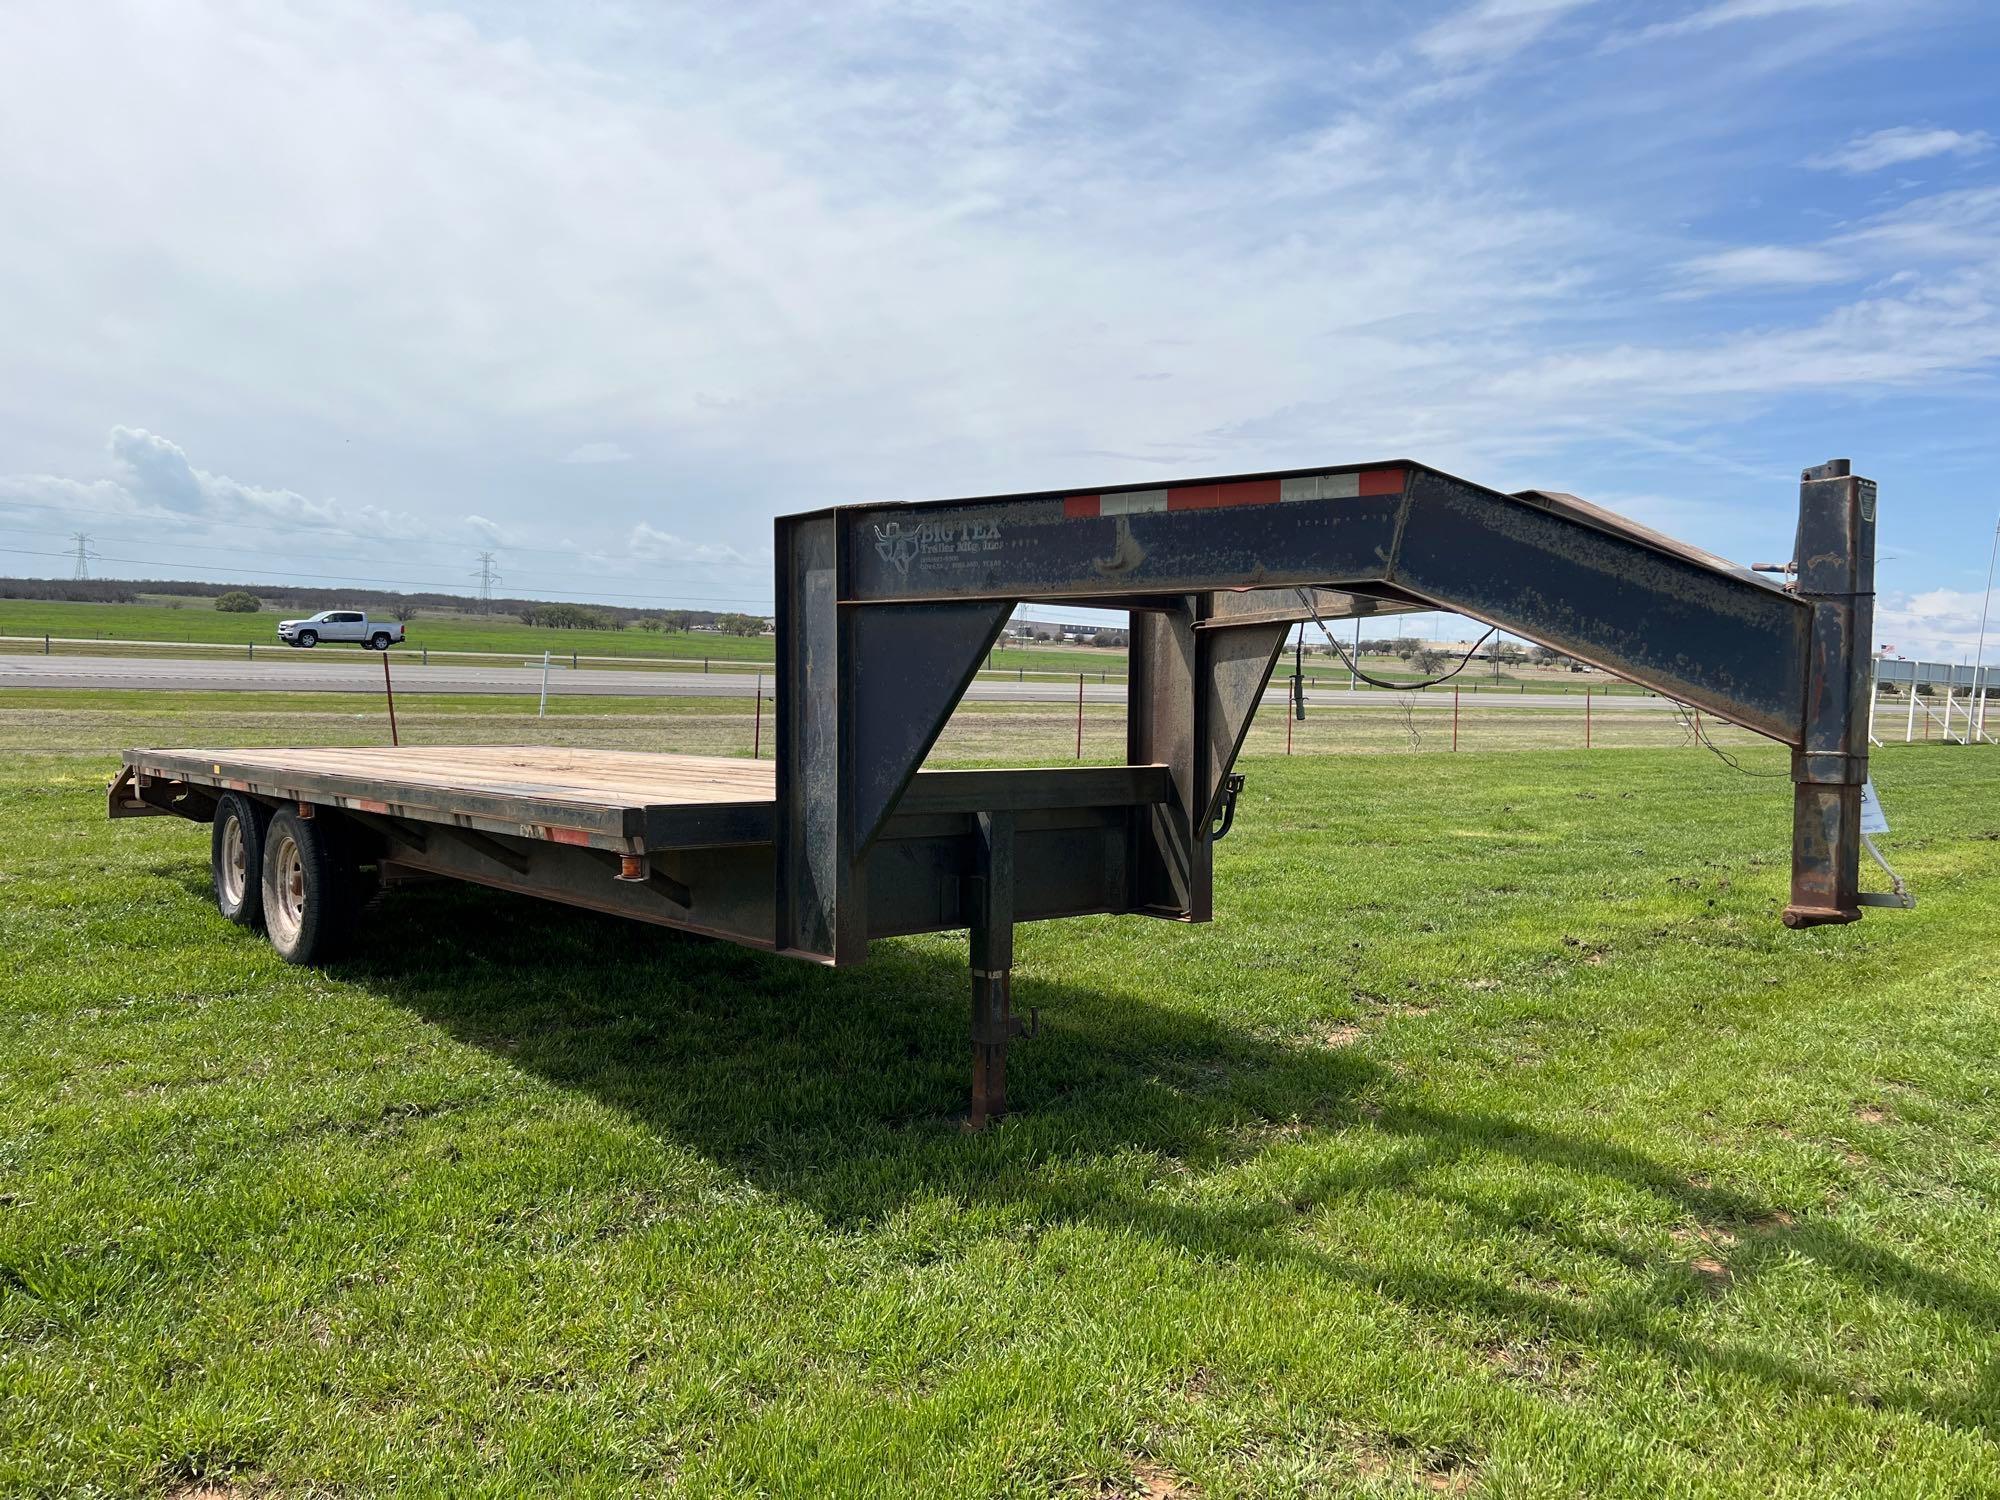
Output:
[{"xmin": 1860, "ymin": 778, "xmax": 1889, "ymax": 836}]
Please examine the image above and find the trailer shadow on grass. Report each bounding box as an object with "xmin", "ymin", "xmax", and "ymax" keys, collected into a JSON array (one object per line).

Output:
[{"xmin": 342, "ymin": 882, "xmax": 2000, "ymax": 1439}]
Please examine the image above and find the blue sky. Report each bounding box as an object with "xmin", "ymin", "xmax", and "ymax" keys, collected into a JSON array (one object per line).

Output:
[{"xmin": 1, "ymin": 0, "xmax": 1997, "ymax": 655}]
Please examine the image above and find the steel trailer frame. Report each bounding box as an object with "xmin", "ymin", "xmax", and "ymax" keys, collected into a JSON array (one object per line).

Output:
[{"xmin": 113, "ymin": 456, "xmax": 1879, "ymax": 1124}]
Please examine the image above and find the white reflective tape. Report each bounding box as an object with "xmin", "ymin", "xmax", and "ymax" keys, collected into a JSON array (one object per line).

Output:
[
  {"xmin": 1101, "ymin": 489, "xmax": 1168, "ymax": 515},
  {"xmin": 1279, "ymin": 473, "xmax": 1360, "ymax": 501}
]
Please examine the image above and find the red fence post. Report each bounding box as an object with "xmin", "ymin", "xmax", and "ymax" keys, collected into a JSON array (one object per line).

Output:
[
  {"xmin": 753, "ymin": 672, "xmax": 763, "ymax": 759},
  {"xmin": 1585, "ymin": 687, "xmax": 1592, "ymax": 749},
  {"xmin": 1453, "ymin": 684, "xmax": 1460, "ymax": 751},
  {"xmin": 1075, "ymin": 673, "xmax": 1085, "ymax": 760}
]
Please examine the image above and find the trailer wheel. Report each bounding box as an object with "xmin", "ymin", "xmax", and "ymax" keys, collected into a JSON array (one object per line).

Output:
[
  {"xmin": 210, "ymin": 792, "xmax": 268, "ymax": 927},
  {"xmin": 260, "ymin": 807, "xmax": 357, "ymax": 965}
]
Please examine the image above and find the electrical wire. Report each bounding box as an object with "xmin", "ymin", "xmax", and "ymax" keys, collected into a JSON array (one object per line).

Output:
[
  {"xmin": 1673, "ymin": 702, "xmax": 1911, "ymax": 905},
  {"xmin": 0, "ymin": 493, "xmax": 765, "ymax": 570},
  {"xmin": 1670, "ymin": 702, "xmax": 1788, "ymax": 778},
  {"xmin": 1292, "ymin": 589, "xmax": 1495, "ymax": 690},
  {"xmin": 0, "ymin": 544, "xmax": 774, "ymax": 610}
]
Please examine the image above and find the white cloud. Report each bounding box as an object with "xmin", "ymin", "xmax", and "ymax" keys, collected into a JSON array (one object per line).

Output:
[
  {"xmin": 1, "ymin": 426, "xmax": 420, "ymax": 537},
  {"xmin": 626, "ymin": 523, "xmax": 756, "ymax": 568},
  {"xmin": 1834, "ymin": 185, "xmax": 2000, "ymax": 259},
  {"xmin": 1675, "ymin": 245, "xmax": 1853, "ymax": 293},
  {"xmin": 0, "ymin": 0, "xmax": 1989, "ymax": 615},
  {"xmin": 464, "ymin": 514, "xmax": 509, "ymax": 547},
  {"xmin": 1481, "ymin": 268, "xmax": 2000, "ymax": 406},
  {"xmin": 1876, "ymin": 588, "xmax": 2000, "ymax": 661},
  {"xmin": 1809, "ymin": 125, "xmax": 1995, "ymax": 174},
  {"xmin": 1414, "ymin": 0, "xmax": 1598, "ymax": 71},
  {"xmin": 0, "ymin": 0, "xmax": 1971, "ymax": 497},
  {"xmin": 1619, "ymin": 0, "xmax": 1871, "ymax": 46},
  {"xmin": 562, "ymin": 442, "xmax": 631, "ymax": 465}
]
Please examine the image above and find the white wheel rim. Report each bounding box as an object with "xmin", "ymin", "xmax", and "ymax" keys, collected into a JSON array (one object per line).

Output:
[
  {"xmin": 220, "ymin": 816, "xmax": 247, "ymax": 906},
  {"xmin": 268, "ymin": 831, "xmax": 306, "ymax": 945}
]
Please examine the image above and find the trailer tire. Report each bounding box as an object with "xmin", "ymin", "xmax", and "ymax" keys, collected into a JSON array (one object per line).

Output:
[
  {"xmin": 210, "ymin": 792, "xmax": 268, "ymax": 928},
  {"xmin": 260, "ymin": 807, "xmax": 358, "ymax": 965}
]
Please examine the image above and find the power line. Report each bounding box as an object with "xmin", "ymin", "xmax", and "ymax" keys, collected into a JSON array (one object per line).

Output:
[
  {"xmin": 0, "ymin": 544, "xmax": 775, "ymax": 610},
  {"xmin": 1293, "ymin": 589, "xmax": 1495, "ymax": 690},
  {"xmin": 0, "ymin": 493, "xmax": 766, "ymax": 571},
  {"xmin": 0, "ymin": 518, "xmax": 771, "ymax": 601}
]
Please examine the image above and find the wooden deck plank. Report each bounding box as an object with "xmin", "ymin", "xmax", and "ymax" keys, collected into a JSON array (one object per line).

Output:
[
  {"xmin": 134, "ymin": 746, "xmax": 777, "ymax": 812},
  {"xmin": 122, "ymin": 749, "xmax": 1174, "ymax": 861}
]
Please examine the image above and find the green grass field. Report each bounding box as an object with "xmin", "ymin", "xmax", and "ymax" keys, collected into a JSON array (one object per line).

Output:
[
  {"xmin": 0, "ymin": 597, "xmax": 1661, "ymax": 694},
  {"xmin": 0, "ymin": 598, "xmax": 1126, "ymax": 677},
  {"xmin": 0, "ymin": 685, "xmax": 1779, "ymax": 764},
  {"xmin": 2, "ymin": 733, "xmax": 1996, "ymax": 1496}
]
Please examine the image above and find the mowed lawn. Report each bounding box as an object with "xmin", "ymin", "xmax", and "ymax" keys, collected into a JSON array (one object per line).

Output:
[
  {"xmin": 2, "ymin": 744, "xmax": 1997, "ymax": 1496},
  {"xmin": 0, "ymin": 598, "xmax": 1123, "ymax": 678}
]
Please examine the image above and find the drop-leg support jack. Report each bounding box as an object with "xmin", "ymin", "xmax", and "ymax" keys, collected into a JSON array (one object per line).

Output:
[{"xmin": 968, "ymin": 810, "xmax": 1023, "ymax": 1130}]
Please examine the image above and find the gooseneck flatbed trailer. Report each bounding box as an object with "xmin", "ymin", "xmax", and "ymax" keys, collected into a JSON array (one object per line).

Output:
[{"xmin": 112, "ymin": 457, "xmax": 1884, "ymax": 1124}]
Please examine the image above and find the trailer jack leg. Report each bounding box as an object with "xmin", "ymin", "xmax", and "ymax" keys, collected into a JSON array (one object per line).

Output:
[{"xmin": 967, "ymin": 811, "xmax": 1030, "ymax": 1130}]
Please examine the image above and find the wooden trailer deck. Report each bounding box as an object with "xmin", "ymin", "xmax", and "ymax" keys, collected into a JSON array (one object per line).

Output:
[
  {"xmin": 117, "ymin": 746, "xmax": 778, "ymax": 854},
  {"xmin": 114, "ymin": 745, "xmax": 1176, "ymax": 857}
]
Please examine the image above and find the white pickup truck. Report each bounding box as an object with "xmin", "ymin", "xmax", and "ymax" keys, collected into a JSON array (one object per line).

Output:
[{"xmin": 276, "ymin": 611, "xmax": 406, "ymax": 650}]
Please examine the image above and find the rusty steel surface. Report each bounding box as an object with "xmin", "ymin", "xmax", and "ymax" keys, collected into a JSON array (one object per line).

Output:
[
  {"xmin": 116, "ymin": 453, "xmax": 1880, "ymax": 1123},
  {"xmin": 1782, "ymin": 459, "xmax": 1876, "ymax": 927},
  {"xmin": 835, "ymin": 461, "xmax": 1810, "ymax": 742}
]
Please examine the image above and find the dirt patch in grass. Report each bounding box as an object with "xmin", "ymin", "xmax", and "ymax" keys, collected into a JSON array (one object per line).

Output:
[
  {"xmin": 1689, "ymin": 1255, "xmax": 1732, "ymax": 1289},
  {"xmin": 1671, "ymin": 1223, "xmax": 1739, "ymax": 1288},
  {"xmin": 1340, "ymin": 1432, "xmax": 1480, "ymax": 1495},
  {"xmin": 1068, "ymin": 1461, "xmax": 1190, "ymax": 1498},
  {"xmin": 1854, "ymin": 1104, "xmax": 1891, "ymax": 1125},
  {"xmin": 1745, "ymin": 1208, "xmax": 1797, "ymax": 1231},
  {"xmin": 1480, "ymin": 1335, "xmax": 1586, "ymax": 1398}
]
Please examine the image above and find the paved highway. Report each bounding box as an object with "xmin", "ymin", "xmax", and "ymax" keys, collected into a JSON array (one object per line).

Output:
[{"xmin": 0, "ymin": 652, "xmax": 1679, "ymax": 711}]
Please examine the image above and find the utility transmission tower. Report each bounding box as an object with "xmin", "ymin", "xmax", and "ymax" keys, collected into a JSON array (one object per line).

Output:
[
  {"xmin": 69, "ymin": 532, "xmax": 98, "ymax": 580},
  {"xmin": 471, "ymin": 551, "xmax": 502, "ymax": 611}
]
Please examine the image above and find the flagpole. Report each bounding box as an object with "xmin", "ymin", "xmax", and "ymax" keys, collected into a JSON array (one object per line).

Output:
[{"xmin": 1973, "ymin": 516, "xmax": 1998, "ymax": 740}]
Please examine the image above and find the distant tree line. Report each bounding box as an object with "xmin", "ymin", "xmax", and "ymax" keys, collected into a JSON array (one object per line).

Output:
[
  {"xmin": 0, "ymin": 576, "xmax": 771, "ymax": 635},
  {"xmin": 0, "ymin": 578, "xmax": 142, "ymax": 604}
]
